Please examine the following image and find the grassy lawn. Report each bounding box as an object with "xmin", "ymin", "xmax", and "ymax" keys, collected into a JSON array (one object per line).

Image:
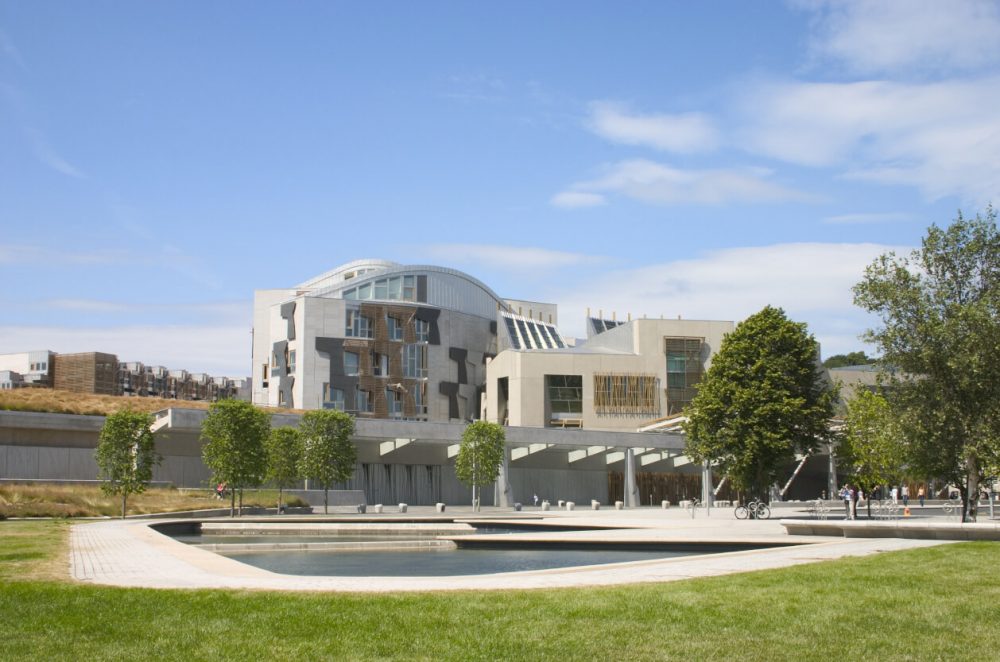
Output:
[
  {"xmin": 0, "ymin": 484, "xmax": 307, "ymax": 518},
  {"xmin": 1, "ymin": 520, "xmax": 998, "ymax": 660}
]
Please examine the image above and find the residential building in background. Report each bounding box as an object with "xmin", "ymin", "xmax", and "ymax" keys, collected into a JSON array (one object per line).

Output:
[{"xmin": 0, "ymin": 350, "xmax": 54, "ymax": 389}]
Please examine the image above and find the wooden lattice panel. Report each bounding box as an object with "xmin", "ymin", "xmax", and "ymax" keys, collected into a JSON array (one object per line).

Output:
[{"xmin": 593, "ymin": 373, "xmax": 660, "ymax": 416}]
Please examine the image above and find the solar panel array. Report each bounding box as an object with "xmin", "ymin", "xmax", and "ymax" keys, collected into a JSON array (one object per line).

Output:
[
  {"xmin": 589, "ymin": 317, "xmax": 625, "ymax": 335},
  {"xmin": 502, "ymin": 312, "xmax": 566, "ymax": 350}
]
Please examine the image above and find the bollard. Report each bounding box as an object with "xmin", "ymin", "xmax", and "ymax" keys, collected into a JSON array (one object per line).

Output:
[
  {"xmin": 591, "ymin": 500, "xmax": 601, "ymax": 510},
  {"xmin": 558, "ymin": 500, "xmax": 565, "ymax": 507},
  {"xmin": 373, "ymin": 504, "xmax": 383, "ymax": 514},
  {"xmin": 661, "ymin": 500, "xmax": 670, "ymax": 509},
  {"xmin": 357, "ymin": 504, "xmax": 366, "ymax": 514},
  {"xmin": 615, "ymin": 501, "xmax": 624, "ymax": 510},
  {"xmin": 514, "ymin": 503, "xmax": 522, "ymax": 511},
  {"xmin": 435, "ymin": 503, "xmax": 446, "ymax": 513},
  {"xmin": 566, "ymin": 501, "xmax": 575, "ymax": 511},
  {"xmin": 398, "ymin": 503, "xmax": 408, "ymax": 513},
  {"xmin": 541, "ymin": 500, "xmax": 550, "ymax": 511}
]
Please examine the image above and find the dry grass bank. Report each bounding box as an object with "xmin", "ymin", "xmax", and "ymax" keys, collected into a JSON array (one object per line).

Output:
[
  {"xmin": 0, "ymin": 388, "xmax": 302, "ymax": 417},
  {"xmin": 0, "ymin": 484, "xmax": 307, "ymax": 518}
]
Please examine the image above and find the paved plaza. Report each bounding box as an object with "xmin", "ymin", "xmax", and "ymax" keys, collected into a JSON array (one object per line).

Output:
[{"xmin": 69, "ymin": 506, "xmax": 952, "ymax": 592}]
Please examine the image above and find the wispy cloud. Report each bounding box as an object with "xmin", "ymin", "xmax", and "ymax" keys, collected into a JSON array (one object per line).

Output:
[
  {"xmin": 421, "ymin": 244, "xmax": 609, "ymax": 270},
  {"xmin": 38, "ymin": 299, "xmax": 249, "ymax": 321},
  {"xmin": 0, "ymin": 324, "xmax": 251, "ymax": 377},
  {"xmin": 0, "ymin": 28, "xmax": 26, "ymax": 70},
  {"xmin": 822, "ymin": 211, "xmax": 912, "ymax": 225},
  {"xmin": 798, "ymin": 0, "xmax": 1000, "ymax": 74},
  {"xmin": 27, "ymin": 129, "xmax": 86, "ymax": 179},
  {"xmin": 550, "ymin": 191, "xmax": 606, "ymax": 208},
  {"xmin": 737, "ymin": 76, "xmax": 1000, "ymax": 203},
  {"xmin": 586, "ymin": 101, "xmax": 720, "ymax": 153},
  {"xmin": 552, "ymin": 241, "xmax": 907, "ymax": 356},
  {"xmin": 0, "ymin": 244, "xmax": 128, "ymax": 266},
  {"xmin": 556, "ymin": 159, "xmax": 814, "ymax": 207}
]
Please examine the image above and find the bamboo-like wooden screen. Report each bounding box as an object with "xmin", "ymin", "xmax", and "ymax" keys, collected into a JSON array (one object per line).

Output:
[{"xmin": 593, "ymin": 373, "xmax": 660, "ymax": 416}]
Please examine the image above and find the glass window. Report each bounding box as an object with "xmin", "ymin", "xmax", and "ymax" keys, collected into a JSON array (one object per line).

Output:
[
  {"xmin": 547, "ymin": 375, "xmax": 583, "ymax": 424},
  {"xmin": 356, "ymin": 388, "xmax": 372, "ymax": 413},
  {"xmin": 387, "ymin": 316, "xmax": 404, "ymax": 341},
  {"xmin": 386, "ymin": 388, "xmax": 403, "ymax": 418},
  {"xmin": 374, "ymin": 279, "xmax": 388, "ymax": 300},
  {"xmin": 323, "ymin": 384, "xmax": 345, "ymax": 411},
  {"xmin": 344, "ymin": 288, "xmax": 357, "ymax": 300},
  {"xmin": 403, "ymin": 275, "xmax": 416, "ymax": 301},
  {"xmin": 415, "ymin": 318, "xmax": 430, "ymax": 342},
  {"xmin": 346, "ymin": 310, "xmax": 373, "ymax": 338},
  {"xmin": 404, "ymin": 344, "xmax": 427, "ymax": 378},
  {"xmin": 388, "ymin": 276, "xmax": 402, "ymax": 299},
  {"xmin": 288, "ymin": 350, "xmax": 296, "ymax": 374},
  {"xmin": 344, "ymin": 351, "xmax": 359, "ymax": 376},
  {"xmin": 371, "ymin": 351, "xmax": 388, "ymax": 377},
  {"xmin": 357, "ymin": 282, "xmax": 372, "ymax": 300},
  {"xmin": 413, "ymin": 383, "xmax": 427, "ymax": 417}
]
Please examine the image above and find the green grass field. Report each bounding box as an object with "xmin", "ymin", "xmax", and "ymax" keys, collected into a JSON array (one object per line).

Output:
[{"xmin": 1, "ymin": 520, "xmax": 998, "ymax": 660}]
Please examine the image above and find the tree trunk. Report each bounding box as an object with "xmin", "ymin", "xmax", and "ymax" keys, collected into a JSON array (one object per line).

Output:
[
  {"xmin": 238, "ymin": 488, "xmax": 244, "ymax": 517},
  {"xmin": 121, "ymin": 493, "xmax": 127, "ymax": 519},
  {"xmin": 965, "ymin": 452, "xmax": 980, "ymax": 523},
  {"xmin": 324, "ymin": 487, "xmax": 329, "ymax": 514},
  {"xmin": 230, "ymin": 489, "xmax": 236, "ymax": 518},
  {"xmin": 278, "ymin": 486, "xmax": 283, "ymax": 514}
]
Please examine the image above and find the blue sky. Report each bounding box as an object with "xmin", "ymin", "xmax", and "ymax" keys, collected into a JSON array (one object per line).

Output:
[{"xmin": 3, "ymin": 1, "xmax": 999, "ymax": 376}]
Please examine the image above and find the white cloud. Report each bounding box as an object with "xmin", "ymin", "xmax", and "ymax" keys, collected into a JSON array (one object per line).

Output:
[
  {"xmin": 738, "ymin": 77, "xmax": 1000, "ymax": 203},
  {"xmin": 561, "ymin": 159, "xmax": 813, "ymax": 206},
  {"xmin": 586, "ymin": 101, "xmax": 720, "ymax": 153},
  {"xmin": 822, "ymin": 211, "xmax": 911, "ymax": 224},
  {"xmin": 0, "ymin": 324, "xmax": 251, "ymax": 377},
  {"xmin": 0, "ymin": 244, "xmax": 128, "ymax": 266},
  {"xmin": 550, "ymin": 191, "xmax": 607, "ymax": 208},
  {"xmin": 28, "ymin": 130, "xmax": 86, "ymax": 179},
  {"xmin": 799, "ymin": 0, "xmax": 1000, "ymax": 74},
  {"xmin": 551, "ymin": 241, "xmax": 902, "ymax": 356},
  {"xmin": 421, "ymin": 244, "xmax": 609, "ymax": 270}
]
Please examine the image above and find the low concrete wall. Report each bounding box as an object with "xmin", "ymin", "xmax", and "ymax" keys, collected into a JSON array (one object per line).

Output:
[{"xmin": 781, "ymin": 519, "xmax": 1000, "ymax": 541}]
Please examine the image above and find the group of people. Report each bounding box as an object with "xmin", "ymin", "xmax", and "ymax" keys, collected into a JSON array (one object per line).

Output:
[{"xmin": 838, "ymin": 483, "xmax": 927, "ymax": 519}]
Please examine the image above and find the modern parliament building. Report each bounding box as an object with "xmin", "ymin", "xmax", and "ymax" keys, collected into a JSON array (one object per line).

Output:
[{"xmin": 244, "ymin": 259, "xmax": 760, "ymax": 506}]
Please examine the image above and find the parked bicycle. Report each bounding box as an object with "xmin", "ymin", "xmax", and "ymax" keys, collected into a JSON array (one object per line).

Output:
[{"xmin": 735, "ymin": 499, "xmax": 770, "ymax": 520}]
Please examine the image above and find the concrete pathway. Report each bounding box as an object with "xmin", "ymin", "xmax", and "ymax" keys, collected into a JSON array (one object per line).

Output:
[{"xmin": 69, "ymin": 507, "xmax": 951, "ymax": 593}]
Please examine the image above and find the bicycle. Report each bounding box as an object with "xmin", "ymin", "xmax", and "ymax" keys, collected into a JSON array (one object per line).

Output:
[
  {"xmin": 734, "ymin": 499, "xmax": 770, "ymax": 520},
  {"xmin": 941, "ymin": 495, "xmax": 963, "ymax": 517}
]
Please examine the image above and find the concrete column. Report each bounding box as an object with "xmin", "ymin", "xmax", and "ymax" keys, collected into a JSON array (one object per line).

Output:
[
  {"xmin": 496, "ymin": 443, "xmax": 513, "ymax": 508},
  {"xmin": 624, "ymin": 447, "xmax": 639, "ymax": 508},
  {"xmin": 827, "ymin": 443, "xmax": 838, "ymax": 497},
  {"xmin": 701, "ymin": 462, "xmax": 713, "ymax": 505}
]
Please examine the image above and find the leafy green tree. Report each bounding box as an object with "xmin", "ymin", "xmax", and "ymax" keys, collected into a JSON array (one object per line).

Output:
[
  {"xmin": 823, "ymin": 351, "xmax": 876, "ymax": 369},
  {"xmin": 685, "ymin": 306, "xmax": 837, "ymax": 502},
  {"xmin": 298, "ymin": 409, "xmax": 356, "ymax": 514},
  {"xmin": 95, "ymin": 409, "xmax": 161, "ymax": 519},
  {"xmin": 839, "ymin": 389, "xmax": 906, "ymax": 517},
  {"xmin": 455, "ymin": 421, "xmax": 506, "ymax": 511},
  {"xmin": 854, "ymin": 209, "xmax": 1000, "ymax": 522},
  {"xmin": 201, "ymin": 400, "xmax": 271, "ymax": 516},
  {"xmin": 266, "ymin": 426, "xmax": 303, "ymax": 513}
]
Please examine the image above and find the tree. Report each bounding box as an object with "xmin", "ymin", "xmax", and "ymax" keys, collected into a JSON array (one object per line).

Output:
[
  {"xmin": 455, "ymin": 421, "xmax": 506, "ymax": 512},
  {"xmin": 201, "ymin": 400, "xmax": 271, "ymax": 516},
  {"xmin": 298, "ymin": 409, "xmax": 356, "ymax": 514},
  {"xmin": 95, "ymin": 409, "xmax": 161, "ymax": 518},
  {"xmin": 823, "ymin": 351, "xmax": 876, "ymax": 369},
  {"xmin": 854, "ymin": 209, "xmax": 1000, "ymax": 522},
  {"xmin": 839, "ymin": 389, "xmax": 906, "ymax": 518},
  {"xmin": 266, "ymin": 426, "xmax": 303, "ymax": 513},
  {"xmin": 685, "ymin": 306, "xmax": 837, "ymax": 502}
]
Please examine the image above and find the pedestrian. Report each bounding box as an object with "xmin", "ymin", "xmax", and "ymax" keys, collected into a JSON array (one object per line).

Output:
[
  {"xmin": 918, "ymin": 485, "xmax": 925, "ymax": 507},
  {"xmin": 849, "ymin": 485, "xmax": 858, "ymax": 520},
  {"xmin": 840, "ymin": 485, "xmax": 851, "ymax": 519},
  {"xmin": 890, "ymin": 485, "xmax": 899, "ymax": 505},
  {"xmin": 901, "ymin": 484, "xmax": 909, "ymax": 506},
  {"xmin": 533, "ymin": 493, "xmax": 539, "ymax": 507}
]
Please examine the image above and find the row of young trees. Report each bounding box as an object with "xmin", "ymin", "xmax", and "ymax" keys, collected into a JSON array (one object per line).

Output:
[
  {"xmin": 202, "ymin": 400, "xmax": 357, "ymax": 515},
  {"xmin": 95, "ymin": 399, "xmax": 507, "ymax": 518},
  {"xmin": 684, "ymin": 209, "xmax": 1000, "ymax": 522}
]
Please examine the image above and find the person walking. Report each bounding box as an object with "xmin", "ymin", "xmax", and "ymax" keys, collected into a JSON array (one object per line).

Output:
[
  {"xmin": 840, "ymin": 485, "xmax": 851, "ymax": 519},
  {"xmin": 849, "ymin": 485, "xmax": 859, "ymax": 520},
  {"xmin": 918, "ymin": 485, "xmax": 925, "ymax": 507},
  {"xmin": 901, "ymin": 484, "xmax": 910, "ymax": 506},
  {"xmin": 890, "ymin": 485, "xmax": 899, "ymax": 505}
]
